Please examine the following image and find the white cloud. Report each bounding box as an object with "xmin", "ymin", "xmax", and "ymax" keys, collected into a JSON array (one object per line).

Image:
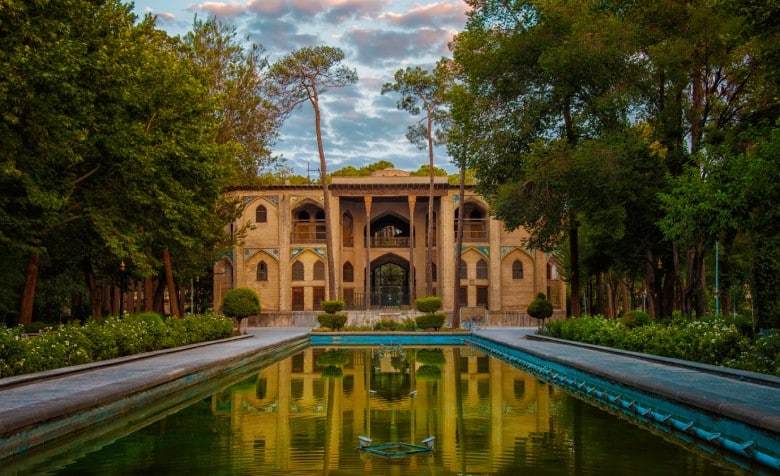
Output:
[{"xmin": 136, "ymin": 0, "xmax": 466, "ymax": 175}]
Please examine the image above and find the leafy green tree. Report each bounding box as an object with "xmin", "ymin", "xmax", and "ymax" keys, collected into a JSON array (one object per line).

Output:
[
  {"xmin": 382, "ymin": 64, "xmax": 451, "ymax": 296},
  {"xmin": 0, "ymin": 0, "xmax": 154, "ymax": 324},
  {"xmin": 268, "ymin": 46, "xmax": 357, "ymax": 301},
  {"xmin": 0, "ymin": 4, "xmax": 248, "ymax": 323},
  {"xmin": 410, "ymin": 164, "xmax": 448, "ymax": 177},
  {"xmin": 527, "ymin": 292, "xmax": 553, "ymax": 328},
  {"xmin": 452, "ymin": 0, "xmax": 639, "ymax": 316},
  {"xmin": 221, "ymin": 287, "xmax": 260, "ymax": 332},
  {"xmin": 331, "ymin": 160, "xmax": 395, "ymax": 177},
  {"xmin": 183, "ymin": 18, "xmax": 281, "ymax": 186},
  {"xmin": 452, "ymin": 0, "xmax": 779, "ymax": 323}
]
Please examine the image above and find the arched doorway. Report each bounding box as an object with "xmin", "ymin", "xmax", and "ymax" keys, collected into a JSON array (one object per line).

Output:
[{"xmin": 370, "ymin": 254, "xmax": 410, "ymax": 307}]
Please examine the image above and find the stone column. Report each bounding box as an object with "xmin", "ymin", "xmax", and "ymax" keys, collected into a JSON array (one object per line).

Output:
[
  {"xmin": 439, "ymin": 192, "xmax": 456, "ymax": 312},
  {"xmin": 407, "ymin": 196, "xmax": 416, "ymax": 306},
  {"xmin": 330, "ymin": 194, "xmax": 342, "ymax": 300},
  {"xmin": 279, "ymin": 195, "xmax": 291, "ymax": 311},
  {"xmin": 364, "ymin": 196, "xmax": 372, "ymax": 310},
  {"xmin": 489, "ymin": 215, "xmax": 502, "ymax": 314}
]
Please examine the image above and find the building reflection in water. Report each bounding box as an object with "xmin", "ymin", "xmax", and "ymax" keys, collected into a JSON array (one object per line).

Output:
[{"xmin": 210, "ymin": 346, "xmax": 554, "ymax": 473}]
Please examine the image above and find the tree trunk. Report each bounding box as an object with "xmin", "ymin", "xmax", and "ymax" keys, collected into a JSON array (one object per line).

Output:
[
  {"xmin": 153, "ymin": 278, "xmax": 166, "ymax": 314},
  {"xmin": 101, "ymin": 278, "xmax": 111, "ymax": 315},
  {"xmin": 312, "ymin": 94, "xmax": 337, "ymax": 301},
  {"xmin": 83, "ymin": 259, "xmax": 101, "ymax": 318},
  {"xmin": 19, "ymin": 253, "xmax": 40, "ymax": 325},
  {"xmin": 645, "ymin": 248, "xmax": 660, "ymax": 319},
  {"xmin": 453, "ymin": 163, "xmax": 466, "ymax": 329},
  {"xmin": 144, "ymin": 277, "xmax": 154, "ymax": 312},
  {"xmin": 673, "ymin": 241, "xmax": 685, "ymax": 315},
  {"xmin": 162, "ymin": 248, "xmax": 181, "ymax": 318},
  {"xmin": 569, "ymin": 218, "xmax": 581, "ymax": 317},
  {"xmin": 408, "ymin": 196, "xmax": 416, "ymax": 307},
  {"xmin": 425, "ymin": 113, "xmax": 435, "ymax": 297}
]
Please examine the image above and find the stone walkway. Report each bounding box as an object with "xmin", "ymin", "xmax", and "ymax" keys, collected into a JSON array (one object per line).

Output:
[{"xmin": 474, "ymin": 328, "xmax": 780, "ymax": 435}]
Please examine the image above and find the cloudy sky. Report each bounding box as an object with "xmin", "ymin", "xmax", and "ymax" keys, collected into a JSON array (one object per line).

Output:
[{"xmin": 133, "ymin": 1, "xmax": 469, "ymax": 177}]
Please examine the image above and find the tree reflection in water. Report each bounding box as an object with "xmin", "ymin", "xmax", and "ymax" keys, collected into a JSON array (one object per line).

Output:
[{"xmin": 31, "ymin": 346, "xmax": 742, "ymax": 475}]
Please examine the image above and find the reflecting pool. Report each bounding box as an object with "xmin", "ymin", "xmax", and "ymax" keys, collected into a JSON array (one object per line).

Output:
[{"xmin": 13, "ymin": 346, "xmax": 745, "ymax": 475}]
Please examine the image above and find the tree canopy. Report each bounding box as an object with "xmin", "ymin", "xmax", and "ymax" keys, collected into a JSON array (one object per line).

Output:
[
  {"xmin": 451, "ymin": 0, "xmax": 780, "ymax": 326},
  {"xmin": 0, "ymin": 6, "xmax": 278, "ymax": 323}
]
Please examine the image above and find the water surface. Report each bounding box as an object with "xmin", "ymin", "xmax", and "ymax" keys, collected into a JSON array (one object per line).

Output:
[{"xmin": 18, "ymin": 346, "xmax": 744, "ymax": 475}]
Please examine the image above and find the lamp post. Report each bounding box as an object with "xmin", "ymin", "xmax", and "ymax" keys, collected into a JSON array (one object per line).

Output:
[{"xmin": 119, "ymin": 260, "xmax": 127, "ymax": 317}]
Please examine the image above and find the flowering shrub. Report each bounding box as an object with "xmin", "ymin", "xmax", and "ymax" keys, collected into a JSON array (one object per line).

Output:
[
  {"xmin": 541, "ymin": 315, "xmax": 776, "ymax": 376},
  {"xmin": 0, "ymin": 312, "xmax": 234, "ymax": 378}
]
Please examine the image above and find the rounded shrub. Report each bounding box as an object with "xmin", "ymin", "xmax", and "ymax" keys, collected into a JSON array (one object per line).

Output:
[
  {"xmin": 316, "ymin": 349, "xmax": 348, "ymax": 366},
  {"xmin": 415, "ymin": 312, "xmax": 446, "ymax": 330},
  {"xmin": 527, "ymin": 293, "xmax": 553, "ymax": 320},
  {"xmin": 416, "ymin": 348, "xmax": 446, "ymax": 366},
  {"xmin": 222, "ymin": 288, "xmax": 260, "ymax": 333},
  {"xmin": 317, "ymin": 313, "xmax": 347, "ymax": 331},
  {"xmin": 321, "ymin": 366, "xmax": 344, "ymax": 378},
  {"xmin": 620, "ymin": 310, "xmax": 650, "ymax": 329},
  {"xmin": 415, "ymin": 365, "xmax": 442, "ymax": 381},
  {"xmin": 415, "ymin": 296, "xmax": 442, "ymax": 314},
  {"xmin": 222, "ymin": 288, "xmax": 261, "ymax": 319},
  {"xmin": 321, "ymin": 300, "xmax": 345, "ymax": 314}
]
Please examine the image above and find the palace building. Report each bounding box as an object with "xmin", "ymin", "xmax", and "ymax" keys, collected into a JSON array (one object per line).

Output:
[{"xmin": 213, "ymin": 168, "xmax": 565, "ymax": 326}]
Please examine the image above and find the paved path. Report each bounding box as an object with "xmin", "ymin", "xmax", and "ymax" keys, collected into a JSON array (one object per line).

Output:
[
  {"xmin": 475, "ymin": 328, "xmax": 780, "ymax": 435},
  {"xmin": 0, "ymin": 328, "xmax": 310, "ymax": 459},
  {"xmin": 1, "ymin": 326, "xmax": 779, "ymax": 467}
]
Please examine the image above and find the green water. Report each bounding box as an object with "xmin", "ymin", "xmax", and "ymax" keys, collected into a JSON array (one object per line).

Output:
[{"xmin": 12, "ymin": 346, "xmax": 745, "ymax": 475}]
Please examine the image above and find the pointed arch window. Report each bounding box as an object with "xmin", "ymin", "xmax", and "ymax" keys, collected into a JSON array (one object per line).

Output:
[
  {"xmin": 547, "ymin": 262, "xmax": 559, "ymax": 280},
  {"xmin": 343, "ymin": 262, "xmax": 354, "ymax": 282},
  {"xmin": 512, "ymin": 260, "xmax": 524, "ymax": 279},
  {"xmin": 476, "ymin": 259, "xmax": 488, "ymax": 279},
  {"xmin": 256, "ymin": 261, "xmax": 268, "ymax": 281},
  {"xmin": 313, "ymin": 261, "xmax": 325, "ymax": 281},
  {"xmin": 292, "ymin": 261, "xmax": 304, "ymax": 281},
  {"xmin": 458, "ymin": 259, "xmax": 468, "ymax": 280},
  {"xmin": 342, "ymin": 212, "xmax": 353, "ymax": 247},
  {"xmin": 256, "ymin": 205, "xmax": 267, "ymax": 223}
]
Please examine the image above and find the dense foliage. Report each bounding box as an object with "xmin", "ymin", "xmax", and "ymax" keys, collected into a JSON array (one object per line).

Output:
[
  {"xmin": 373, "ymin": 317, "xmax": 418, "ymax": 331},
  {"xmin": 527, "ymin": 293, "xmax": 554, "ymax": 321},
  {"xmin": 451, "ymin": 0, "xmax": 780, "ymax": 326},
  {"xmin": 415, "ymin": 297, "xmax": 443, "ymax": 314},
  {"xmin": 221, "ymin": 288, "xmax": 261, "ymax": 320},
  {"xmin": 320, "ymin": 300, "xmax": 345, "ymax": 314},
  {"xmin": 0, "ymin": 313, "xmax": 234, "ymax": 377},
  {"xmin": 415, "ymin": 313, "xmax": 446, "ymax": 331},
  {"xmin": 0, "ymin": 3, "xmax": 279, "ymax": 324},
  {"xmin": 316, "ymin": 313, "xmax": 348, "ymax": 331},
  {"xmin": 541, "ymin": 315, "xmax": 779, "ymax": 376},
  {"xmin": 316, "ymin": 299, "xmax": 347, "ymax": 331}
]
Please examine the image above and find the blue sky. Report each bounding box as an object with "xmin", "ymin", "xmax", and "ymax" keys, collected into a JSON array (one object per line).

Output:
[{"xmin": 132, "ymin": 1, "xmax": 469, "ymax": 176}]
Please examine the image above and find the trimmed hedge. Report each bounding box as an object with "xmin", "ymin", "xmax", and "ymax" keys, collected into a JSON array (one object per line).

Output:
[
  {"xmin": 221, "ymin": 288, "xmax": 261, "ymax": 320},
  {"xmin": 317, "ymin": 313, "xmax": 348, "ymax": 331},
  {"xmin": 527, "ymin": 293, "xmax": 553, "ymax": 320},
  {"xmin": 415, "ymin": 313, "xmax": 446, "ymax": 330},
  {"xmin": 416, "ymin": 348, "xmax": 446, "ymax": 366},
  {"xmin": 415, "ymin": 365, "xmax": 442, "ymax": 381},
  {"xmin": 541, "ymin": 315, "xmax": 779, "ymax": 376},
  {"xmin": 415, "ymin": 296, "xmax": 442, "ymax": 314},
  {"xmin": 0, "ymin": 312, "xmax": 234, "ymax": 378},
  {"xmin": 321, "ymin": 300, "xmax": 345, "ymax": 314}
]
